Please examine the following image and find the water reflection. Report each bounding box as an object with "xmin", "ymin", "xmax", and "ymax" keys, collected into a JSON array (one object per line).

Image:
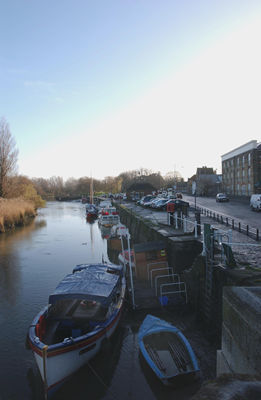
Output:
[{"xmin": 0, "ymin": 219, "xmax": 46, "ymax": 306}]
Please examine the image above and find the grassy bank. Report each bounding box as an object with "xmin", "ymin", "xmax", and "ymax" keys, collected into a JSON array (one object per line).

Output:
[{"xmin": 0, "ymin": 198, "xmax": 37, "ymax": 233}]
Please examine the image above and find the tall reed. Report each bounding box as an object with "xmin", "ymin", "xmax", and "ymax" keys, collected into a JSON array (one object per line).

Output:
[{"xmin": 0, "ymin": 198, "xmax": 36, "ymax": 233}]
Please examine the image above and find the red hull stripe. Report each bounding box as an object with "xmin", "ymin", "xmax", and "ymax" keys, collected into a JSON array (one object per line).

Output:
[{"xmin": 30, "ymin": 306, "xmax": 122, "ymax": 358}]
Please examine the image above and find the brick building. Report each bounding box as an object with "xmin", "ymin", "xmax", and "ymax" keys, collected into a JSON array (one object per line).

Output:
[{"xmin": 221, "ymin": 140, "xmax": 261, "ymax": 197}]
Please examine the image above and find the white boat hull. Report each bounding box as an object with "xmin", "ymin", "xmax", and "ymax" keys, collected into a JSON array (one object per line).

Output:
[{"xmin": 32, "ymin": 305, "xmax": 123, "ymax": 395}]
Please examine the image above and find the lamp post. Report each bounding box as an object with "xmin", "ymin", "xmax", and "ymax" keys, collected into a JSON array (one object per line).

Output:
[{"xmin": 192, "ymin": 181, "xmax": 197, "ymax": 210}]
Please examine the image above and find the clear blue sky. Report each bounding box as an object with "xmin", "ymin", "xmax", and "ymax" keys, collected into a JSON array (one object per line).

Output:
[{"xmin": 1, "ymin": 0, "xmax": 261, "ymax": 181}]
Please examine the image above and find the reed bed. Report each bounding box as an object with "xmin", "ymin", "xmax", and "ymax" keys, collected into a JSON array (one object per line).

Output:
[{"xmin": 0, "ymin": 198, "xmax": 36, "ymax": 233}]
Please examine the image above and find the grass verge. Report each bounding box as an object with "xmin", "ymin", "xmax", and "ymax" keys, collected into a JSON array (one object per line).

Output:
[{"xmin": 0, "ymin": 198, "xmax": 36, "ymax": 233}]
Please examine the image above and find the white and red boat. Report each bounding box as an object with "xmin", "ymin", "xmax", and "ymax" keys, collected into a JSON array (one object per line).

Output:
[
  {"xmin": 98, "ymin": 206, "xmax": 120, "ymax": 227},
  {"xmin": 28, "ymin": 263, "xmax": 126, "ymax": 397}
]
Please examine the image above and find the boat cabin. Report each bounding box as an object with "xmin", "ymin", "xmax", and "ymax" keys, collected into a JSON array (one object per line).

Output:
[
  {"xmin": 99, "ymin": 207, "xmax": 120, "ymax": 226},
  {"xmin": 39, "ymin": 264, "xmax": 123, "ymax": 345}
]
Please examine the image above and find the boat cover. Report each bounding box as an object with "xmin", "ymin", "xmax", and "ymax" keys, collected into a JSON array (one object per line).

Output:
[
  {"xmin": 48, "ymin": 264, "xmax": 121, "ymax": 306},
  {"xmin": 138, "ymin": 314, "xmax": 179, "ymax": 340}
]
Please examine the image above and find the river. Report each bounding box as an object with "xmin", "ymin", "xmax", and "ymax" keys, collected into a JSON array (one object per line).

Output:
[{"xmin": 0, "ymin": 201, "xmax": 215, "ymax": 400}]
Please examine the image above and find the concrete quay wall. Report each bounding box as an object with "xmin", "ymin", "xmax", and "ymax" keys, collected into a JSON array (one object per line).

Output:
[
  {"xmin": 217, "ymin": 286, "xmax": 261, "ymax": 376},
  {"xmin": 117, "ymin": 203, "xmax": 261, "ymax": 377},
  {"xmin": 117, "ymin": 204, "xmax": 203, "ymax": 274}
]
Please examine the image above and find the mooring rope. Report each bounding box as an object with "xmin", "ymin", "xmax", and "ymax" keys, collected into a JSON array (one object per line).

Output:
[{"xmin": 87, "ymin": 361, "xmax": 120, "ymax": 400}]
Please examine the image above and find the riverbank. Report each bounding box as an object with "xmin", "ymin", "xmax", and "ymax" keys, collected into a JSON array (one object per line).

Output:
[{"xmin": 0, "ymin": 198, "xmax": 37, "ymax": 233}]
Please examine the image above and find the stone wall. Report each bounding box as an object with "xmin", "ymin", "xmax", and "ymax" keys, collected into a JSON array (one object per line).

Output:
[
  {"xmin": 117, "ymin": 204, "xmax": 203, "ymax": 272},
  {"xmin": 117, "ymin": 203, "xmax": 261, "ymax": 367},
  {"xmin": 217, "ymin": 287, "xmax": 261, "ymax": 376}
]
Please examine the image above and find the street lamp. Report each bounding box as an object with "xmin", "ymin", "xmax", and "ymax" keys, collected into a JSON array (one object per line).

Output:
[{"xmin": 192, "ymin": 181, "xmax": 197, "ymax": 210}]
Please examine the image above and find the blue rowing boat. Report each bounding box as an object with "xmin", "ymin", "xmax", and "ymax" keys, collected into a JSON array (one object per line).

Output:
[{"xmin": 138, "ymin": 315, "xmax": 200, "ymax": 386}]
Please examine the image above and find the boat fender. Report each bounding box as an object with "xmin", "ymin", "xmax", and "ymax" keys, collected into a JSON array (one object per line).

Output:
[{"xmin": 63, "ymin": 337, "xmax": 73, "ymax": 344}]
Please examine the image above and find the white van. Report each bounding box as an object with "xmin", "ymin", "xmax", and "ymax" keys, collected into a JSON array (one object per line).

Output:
[{"xmin": 250, "ymin": 194, "xmax": 261, "ymax": 211}]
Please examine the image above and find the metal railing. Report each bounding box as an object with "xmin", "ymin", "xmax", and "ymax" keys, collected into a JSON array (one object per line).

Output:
[
  {"xmin": 154, "ymin": 273, "xmax": 181, "ymax": 296},
  {"xmin": 159, "ymin": 282, "xmax": 188, "ymax": 304},
  {"xmin": 146, "ymin": 261, "xmax": 169, "ymax": 282},
  {"xmin": 149, "ymin": 267, "xmax": 174, "ymax": 288},
  {"xmin": 191, "ymin": 205, "xmax": 260, "ymax": 241},
  {"xmin": 167, "ymin": 209, "xmax": 260, "ymax": 241},
  {"xmin": 167, "ymin": 212, "xmax": 200, "ymax": 238}
]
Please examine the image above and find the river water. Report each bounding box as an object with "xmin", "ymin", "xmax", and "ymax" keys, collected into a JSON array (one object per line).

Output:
[{"xmin": 0, "ymin": 201, "xmax": 216, "ymax": 400}]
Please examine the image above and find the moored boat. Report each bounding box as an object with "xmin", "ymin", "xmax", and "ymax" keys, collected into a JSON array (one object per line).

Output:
[
  {"xmin": 138, "ymin": 315, "xmax": 200, "ymax": 386},
  {"xmin": 118, "ymin": 249, "xmax": 135, "ymax": 271},
  {"xmin": 86, "ymin": 204, "xmax": 99, "ymax": 219},
  {"xmin": 28, "ymin": 263, "xmax": 126, "ymax": 397},
  {"xmin": 98, "ymin": 206, "xmax": 120, "ymax": 227}
]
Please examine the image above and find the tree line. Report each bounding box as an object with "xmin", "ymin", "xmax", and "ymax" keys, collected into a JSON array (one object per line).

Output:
[{"xmin": 0, "ymin": 117, "xmax": 184, "ymax": 203}]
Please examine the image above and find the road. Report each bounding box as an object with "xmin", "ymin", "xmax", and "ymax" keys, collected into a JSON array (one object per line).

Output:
[{"xmin": 182, "ymin": 195, "xmax": 261, "ymax": 231}]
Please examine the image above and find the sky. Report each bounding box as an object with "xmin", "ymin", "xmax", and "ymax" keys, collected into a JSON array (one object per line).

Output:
[{"xmin": 1, "ymin": 0, "xmax": 261, "ymax": 182}]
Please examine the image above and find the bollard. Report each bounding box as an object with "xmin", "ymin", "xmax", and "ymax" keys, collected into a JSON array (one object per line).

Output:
[{"xmin": 195, "ymin": 210, "xmax": 201, "ymax": 235}]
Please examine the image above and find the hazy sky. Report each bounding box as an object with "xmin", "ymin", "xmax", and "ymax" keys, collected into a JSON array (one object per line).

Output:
[{"xmin": 1, "ymin": 0, "xmax": 261, "ymax": 181}]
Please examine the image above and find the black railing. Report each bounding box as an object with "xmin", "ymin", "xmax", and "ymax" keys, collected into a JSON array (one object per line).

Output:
[{"xmin": 190, "ymin": 205, "xmax": 260, "ymax": 241}]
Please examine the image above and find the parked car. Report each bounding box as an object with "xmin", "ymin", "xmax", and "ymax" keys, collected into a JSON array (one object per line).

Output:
[
  {"xmin": 250, "ymin": 194, "xmax": 261, "ymax": 211},
  {"xmin": 139, "ymin": 195, "xmax": 154, "ymax": 206},
  {"xmin": 145, "ymin": 197, "xmax": 161, "ymax": 208},
  {"xmin": 216, "ymin": 193, "xmax": 229, "ymax": 202},
  {"xmin": 163, "ymin": 199, "xmax": 189, "ymax": 212},
  {"xmin": 153, "ymin": 199, "xmax": 169, "ymax": 210}
]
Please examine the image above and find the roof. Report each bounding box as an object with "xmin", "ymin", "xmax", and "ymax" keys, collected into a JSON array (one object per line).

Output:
[
  {"xmin": 48, "ymin": 263, "xmax": 121, "ymax": 306},
  {"xmin": 126, "ymin": 181, "xmax": 157, "ymax": 192},
  {"xmin": 133, "ymin": 240, "xmax": 166, "ymax": 253},
  {"xmin": 197, "ymin": 174, "xmax": 221, "ymax": 184}
]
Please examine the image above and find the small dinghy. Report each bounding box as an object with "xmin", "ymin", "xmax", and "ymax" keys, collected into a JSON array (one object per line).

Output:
[{"xmin": 138, "ymin": 315, "xmax": 200, "ymax": 386}]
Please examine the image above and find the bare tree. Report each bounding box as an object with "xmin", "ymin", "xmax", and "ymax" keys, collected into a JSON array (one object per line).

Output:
[{"xmin": 0, "ymin": 117, "xmax": 19, "ymax": 197}]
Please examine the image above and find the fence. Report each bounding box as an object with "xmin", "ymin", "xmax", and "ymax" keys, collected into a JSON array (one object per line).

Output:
[
  {"xmin": 193, "ymin": 205, "xmax": 259, "ymax": 241},
  {"xmin": 167, "ymin": 207, "xmax": 260, "ymax": 241}
]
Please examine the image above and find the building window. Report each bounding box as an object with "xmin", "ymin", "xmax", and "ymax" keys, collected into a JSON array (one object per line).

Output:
[
  {"xmin": 242, "ymin": 156, "xmax": 245, "ymax": 167},
  {"xmin": 248, "ymin": 153, "xmax": 251, "ymax": 165}
]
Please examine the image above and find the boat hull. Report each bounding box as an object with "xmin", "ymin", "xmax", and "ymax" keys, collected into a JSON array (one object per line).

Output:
[
  {"xmin": 138, "ymin": 315, "xmax": 200, "ymax": 387},
  {"xmin": 36, "ymin": 308, "xmax": 121, "ymax": 393},
  {"xmin": 28, "ymin": 264, "xmax": 126, "ymax": 396}
]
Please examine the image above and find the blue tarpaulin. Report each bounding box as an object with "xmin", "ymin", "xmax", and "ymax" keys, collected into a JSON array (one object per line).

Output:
[{"xmin": 48, "ymin": 263, "xmax": 121, "ymax": 306}]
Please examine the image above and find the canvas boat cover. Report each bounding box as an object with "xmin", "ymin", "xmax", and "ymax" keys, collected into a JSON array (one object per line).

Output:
[{"xmin": 48, "ymin": 263, "xmax": 121, "ymax": 306}]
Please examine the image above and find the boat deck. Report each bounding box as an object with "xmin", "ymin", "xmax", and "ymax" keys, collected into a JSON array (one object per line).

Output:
[{"xmin": 144, "ymin": 331, "xmax": 194, "ymax": 377}]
